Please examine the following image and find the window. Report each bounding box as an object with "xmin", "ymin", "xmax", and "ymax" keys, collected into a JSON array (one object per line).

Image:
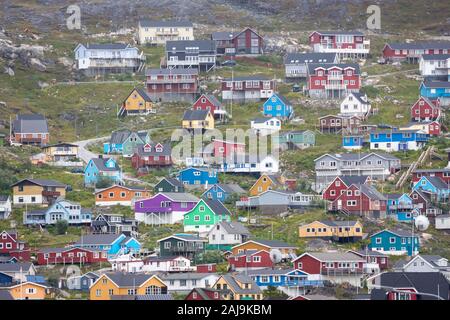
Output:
[
  {"xmin": 253, "ymin": 256, "xmax": 261, "ymax": 262},
  {"xmin": 375, "ymin": 237, "xmax": 382, "ymax": 244},
  {"xmin": 389, "ymin": 237, "xmax": 396, "ymax": 244},
  {"xmin": 96, "ymin": 289, "xmax": 101, "ymax": 297}
]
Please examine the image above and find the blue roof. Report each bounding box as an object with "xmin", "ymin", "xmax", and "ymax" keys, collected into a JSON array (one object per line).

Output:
[{"xmin": 26, "ymin": 275, "xmax": 46, "ymax": 284}]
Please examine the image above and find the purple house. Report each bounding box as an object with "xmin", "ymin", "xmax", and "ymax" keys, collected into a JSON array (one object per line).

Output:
[{"xmin": 134, "ymin": 192, "xmax": 200, "ymax": 225}]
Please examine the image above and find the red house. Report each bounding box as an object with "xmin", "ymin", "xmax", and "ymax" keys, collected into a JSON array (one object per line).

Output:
[
  {"xmin": 293, "ymin": 252, "xmax": 365, "ymax": 275},
  {"xmin": 383, "ymin": 42, "xmax": 450, "ymax": 63},
  {"xmin": 131, "ymin": 143, "xmax": 172, "ymax": 172},
  {"xmin": 410, "ymin": 96, "xmax": 441, "ymax": 122},
  {"xmin": 195, "ymin": 263, "xmax": 217, "ymax": 273},
  {"xmin": 411, "ymin": 168, "xmax": 450, "ymax": 184},
  {"xmin": 348, "ymin": 250, "xmax": 389, "ymax": 270},
  {"xmin": 409, "ymin": 189, "xmax": 442, "ymax": 216},
  {"xmin": 228, "ymin": 249, "xmax": 273, "ymax": 272},
  {"xmin": 307, "ymin": 63, "xmax": 361, "ymax": 99},
  {"xmin": 221, "ymin": 76, "xmax": 275, "ymax": 103},
  {"xmin": 185, "ymin": 288, "xmax": 222, "ymax": 300},
  {"xmin": 309, "ymin": 31, "xmax": 370, "ymax": 59},
  {"xmin": 322, "ymin": 176, "xmax": 370, "ymax": 201},
  {"xmin": 328, "ymin": 184, "xmax": 388, "ymax": 219},
  {"xmin": 213, "ymin": 139, "xmax": 245, "ymax": 159},
  {"xmin": 36, "ymin": 247, "xmax": 108, "ymax": 265},
  {"xmin": 192, "ymin": 94, "xmax": 226, "ymax": 118},
  {"xmin": 0, "ymin": 230, "xmax": 31, "ymax": 262},
  {"xmin": 211, "ymin": 27, "xmax": 264, "ymax": 56},
  {"xmin": 318, "ymin": 114, "xmax": 362, "ymax": 133}
]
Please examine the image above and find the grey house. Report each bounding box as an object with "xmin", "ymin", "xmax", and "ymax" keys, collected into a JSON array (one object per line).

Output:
[
  {"xmin": 314, "ymin": 152, "xmax": 401, "ymax": 192},
  {"xmin": 166, "ymin": 40, "xmax": 217, "ymax": 72},
  {"xmin": 284, "ymin": 52, "xmax": 338, "ymax": 80}
]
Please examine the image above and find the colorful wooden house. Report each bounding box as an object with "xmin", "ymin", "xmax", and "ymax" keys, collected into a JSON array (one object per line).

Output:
[
  {"xmin": 192, "ymin": 94, "xmax": 226, "ymax": 119},
  {"xmin": 382, "ymin": 41, "xmax": 450, "ymax": 63},
  {"xmin": 309, "ymin": 31, "xmax": 370, "ymax": 59},
  {"xmin": 202, "ymin": 183, "xmax": 245, "ymax": 203},
  {"xmin": 8, "ymin": 282, "xmax": 52, "ymax": 300},
  {"xmin": 370, "ymin": 129, "xmax": 429, "ymax": 152},
  {"xmin": 103, "ymin": 129, "xmax": 151, "ymax": 157},
  {"xmin": 321, "ymin": 176, "xmax": 370, "ymax": 202},
  {"xmin": 342, "ymin": 135, "xmax": 364, "ymax": 150},
  {"xmin": 211, "ymin": 27, "xmax": 264, "ymax": 56},
  {"xmin": 10, "ymin": 114, "xmax": 49, "ymax": 147},
  {"xmin": 95, "ymin": 185, "xmax": 151, "ymax": 207},
  {"xmin": 118, "ymin": 87, "xmax": 154, "ymax": 117},
  {"xmin": 228, "ymin": 249, "xmax": 273, "ymax": 271},
  {"xmin": 385, "ymin": 193, "xmax": 415, "ymax": 222},
  {"xmin": 318, "ymin": 114, "xmax": 362, "ymax": 134},
  {"xmin": 185, "ymin": 288, "xmax": 222, "ymax": 300},
  {"xmin": 213, "ymin": 274, "xmax": 263, "ymax": 300},
  {"xmin": 182, "ymin": 110, "xmax": 215, "ymax": 131},
  {"xmin": 412, "ymin": 176, "xmax": 450, "ymax": 202},
  {"xmin": 348, "ymin": 250, "xmax": 389, "ymax": 270},
  {"xmin": 212, "ymin": 139, "xmax": 246, "ymax": 159},
  {"xmin": 409, "ymin": 189, "xmax": 442, "ymax": 217},
  {"xmin": 0, "ymin": 230, "xmax": 31, "ymax": 262},
  {"xmin": 73, "ymin": 233, "xmax": 141, "ymax": 258},
  {"xmin": 401, "ymin": 121, "xmax": 441, "ymax": 136},
  {"xmin": 278, "ymin": 130, "xmax": 315, "ymax": 150},
  {"xmin": 154, "ymin": 177, "xmax": 185, "ymax": 193},
  {"xmin": 298, "ymin": 220, "xmax": 363, "ymax": 242},
  {"xmin": 36, "ymin": 247, "xmax": 108, "ymax": 265},
  {"xmin": 23, "ymin": 198, "xmax": 92, "ymax": 226},
  {"xmin": 207, "ymin": 221, "xmax": 250, "ymax": 249},
  {"xmin": 183, "ymin": 199, "xmax": 231, "ymax": 234},
  {"xmin": 157, "ymin": 234, "xmax": 207, "ymax": 260},
  {"xmin": 0, "ymin": 263, "xmax": 36, "ymax": 282},
  {"xmin": 89, "ymin": 272, "xmax": 168, "ymax": 300},
  {"xmin": 0, "ymin": 195, "xmax": 12, "ymax": 220},
  {"xmin": 420, "ymin": 80, "xmax": 450, "ymax": 106},
  {"xmin": 131, "ymin": 143, "xmax": 172, "ymax": 172},
  {"xmin": 41, "ymin": 143, "xmax": 80, "ymax": 165},
  {"xmin": 249, "ymin": 174, "xmax": 286, "ymax": 196},
  {"xmin": 11, "ymin": 178, "xmax": 67, "ymax": 206},
  {"xmin": 263, "ymin": 93, "xmax": 294, "ymax": 120},
  {"xmin": 134, "ymin": 192, "xmax": 199, "ymax": 225},
  {"xmin": 231, "ymin": 239, "xmax": 297, "ymax": 261},
  {"xmin": 410, "ymin": 96, "xmax": 441, "ymax": 122},
  {"xmin": 176, "ymin": 167, "xmax": 218, "ymax": 186},
  {"xmin": 84, "ymin": 157, "xmax": 122, "ymax": 187},
  {"xmin": 368, "ymin": 229, "xmax": 419, "ymax": 256}
]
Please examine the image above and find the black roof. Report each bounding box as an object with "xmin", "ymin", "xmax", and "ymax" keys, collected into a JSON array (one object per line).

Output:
[
  {"xmin": 182, "ymin": 109, "xmax": 210, "ymax": 121},
  {"xmin": 166, "ymin": 40, "xmax": 216, "ymax": 52},
  {"xmin": 386, "ymin": 41, "xmax": 450, "ymax": 50},
  {"xmin": 284, "ymin": 52, "xmax": 337, "ymax": 64},
  {"xmin": 203, "ymin": 199, "xmax": 231, "ymax": 216}
]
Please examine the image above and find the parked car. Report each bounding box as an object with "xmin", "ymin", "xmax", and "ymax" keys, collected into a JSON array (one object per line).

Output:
[{"xmin": 221, "ymin": 60, "xmax": 237, "ymax": 67}]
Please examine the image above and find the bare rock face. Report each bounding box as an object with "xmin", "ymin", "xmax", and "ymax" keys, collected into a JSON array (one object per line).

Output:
[
  {"xmin": 4, "ymin": 66, "xmax": 14, "ymax": 76},
  {"xmin": 29, "ymin": 57, "xmax": 47, "ymax": 72}
]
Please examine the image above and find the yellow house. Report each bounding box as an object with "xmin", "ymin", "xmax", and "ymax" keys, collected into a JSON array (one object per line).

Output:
[
  {"xmin": 299, "ymin": 220, "xmax": 363, "ymax": 242},
  {"xmin": 118, "ymin": 88, "xmax": 154, "ymax": 117},
  {"xmin": 182, "ymin": 110, "xmax": 214, "ymax": 131},
  {"xmin": 137, "ymin": 20, "xmax": 194, "ymax": 45},
  {"xmin": 43, "ymin": 142, "xmax": 79, "ymax": 162},
  {"xmin": 11, "ymin": 178, "xmax": 67, "ymax": 206},
  {"xmin": 8, "ymin": 282, "xmax": 52, "ymax": 300},
  {"xmin": 89, "ymin": 273, "xmax": 168, "ymax": 300},
  {"xmin": 249, "ymin": 174, "xmax": 285, "ymax": 196},
  {"xmin": 231, "ymin": 240, "xmax": 297, "ymax": 259},
  {"xmin": 213, "ymin": 274, "xmax": 263, "ymax": 300}
]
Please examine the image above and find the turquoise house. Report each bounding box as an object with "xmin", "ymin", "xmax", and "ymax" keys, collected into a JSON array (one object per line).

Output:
[
  {"xmin": 412, "ymin": 176, "xmax": 450, "ymax": 201},
  {"xmin": 420, "ymin": 80, "xmax": 450, "ymax": 106},
  {"xmin": 385, "ymin": 193, "xmax": 415, "ymax": 222},
  {"xmin": 202, "ymin": 183, "xmax": 245, "ymax": 203},
  {"xmin": 247, "ymin": 269, "xmax": 323, "ymax": 288},
  {"xmin": 278, "ymin": 130, "xmax": 315, "ymax": 149},
  {"xmin": 103, "ymin": 129, "xmax": 151, "ymax": 157},
  {"xmin": 263, "ymin": 93, "xmax": 294, "ymax": 120},
  {"xmin": 73, "ymin": 233, "xmax": 141, "ymax": 258},
  {"xmin": 369, "ymin": 229, "xmax": 419, "ymax": 256},
  {"xmin": 84, "ymin": 157, "xmax": 122, "ymax": 187}
]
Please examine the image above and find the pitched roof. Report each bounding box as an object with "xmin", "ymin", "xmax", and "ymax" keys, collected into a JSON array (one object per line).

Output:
[
  {"xmin": 314, "ymin": 30, "xmax": 364, "ymax": 36},
  {"xmin": 211, "ymin": 31, "xmax": 238, "ymax": 41},
  {"xmin": 0, "ymin": 262, "xmax": 34, "ymax": 272},
  {"xmin": 202, "ymin": 199, "xmax": 231, "ymax": 216},
  {"xmin": 11, "ymin": 179, "xmax": 66, "ymax": 188},
  {"xmin": 0, "ymin": 195, "xmax": 10, "ymax": 202},
  {"xmin": 166, "ymin": 40, "xmax": 216, "ymax": 52},
  {"xmin": 145, "ymin": 68, "xmax": 198, "ymax": 76},
  {"xmin": 212, "ymin": 183, "xmax": 245, "ymax": 195},
  {"xmin": 135, "ymin": 143, "xmax": 171, "ymax": 156},
  {"xmin": 423, "ymin": 176, "xmax": 448, "ymax": 189},
  {"xmin": 139, "ymin": 20, "xmax": 192, "ymax": 28},
  {"xmin": 84, "ymin": 43, "xmax": 130, "ymax": 50},
  {"xmin": 248, "ymin": 239, "xmax": 296, "ymax": 249},
  {"xmin": 74, "ymin": 234, "xmax": 121, "ymax": 246},
  {"xmin": 318, "ymin": 220, "xmax": 360, "ymax": 227},
  {"xmin": 307, "ymin": 63, "xmax": 360, "ymax": 75},
  {"xmin": 422, "ymin": 80, "xmax": 450, "ymax": 89},
  {"xmin": 338, "ymin": 175, "xmax": 369, "ymax": 186},
  {"xmin": 182, "ymin": 109, "xmax": 210, "ymax": 121},
  {"xmin": 271, "ymin": 93, "xmax": 291, "ymax": 106},
  {"xmin": 157, "ymin": 233, "xmax": 206, "ymax": 243},
  {"xmin": 159, "ymin": 272, "xmax": 217, "ymax": 280},
  {"xmin": 161, "ymin": 192, "xmax": 199, "ymax": 202},
  {"xmin": 421, "ymin": 54, "xmax": 450, "ymax": 61},
  {"xmin": 223, "ymin": 75, "xmax": 270, "ymax": 81},
  {"xmin": 198, "ymin": 94, "xmax": 222, "ymax": 107},
  {"xmin": 110, "ymin": 129, "xmax": 132, "ymax": 144},
  {"xmin": 13, "ymin": 114, "xmax": 48, "ymax": 134},
  {"xmin": 348, "ymin": 92, "xmax": 369, "ymax": 105},
  {"xmin": 243, "ymin": 268, "xmax": 295, "ymax": 276},
  {"xmin": 158, "ymin": 177, "xmax": 184, "ymax": 188},
  {"xmin": 104, "ymin": 272, "xmax": 161, "ymax": 287},
  {"xmin": 386, "ymin": 41, "xmax": 450, "ymax": 50},
  {"xmin": 315, "ymin": 152, "xmax": 400, "ymax": 162},
  {"xmin": 0, "ymin": 290, "xmax": 13, "ymax": 300},
  {"xmin": 90, "ymin": 157, "xmax": 120, "ymax": 172},
  {"xmin": 284, "ymin": 52, "xmax": 337, "ymax": 64},
  {"xmin": 371, "ymin": 229, "xmax": 415, "ymax": 238},
  {"xmin": 134, "ymin": 88, "xmax": 152, "ymax": 102},
  {"xmin": 221, "ymin": 274, "xmax": 262, "ymax": 295},
  {"xmin": 302, "ymin": 252, "xmax": 365, "ymax": 262},
  {"xmin": 354, "ymin": 184, "xmax": 387, "ymax": 201},
  {"xmin": 191, "ymin": 288, "xmax": 221, "ymax": 300},
  {"xmin": 216, "ymin": 221, "xmax": 250, "ymax": 235}
]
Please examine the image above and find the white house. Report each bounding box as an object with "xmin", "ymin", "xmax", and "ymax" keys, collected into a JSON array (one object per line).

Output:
[
  {"xmin": 393, "ymin": 255, "xmax": 450, "ymax": 278},
  {"xmin": 142, "ymin": 255, "xmax": 194, "ymax": 272},
  {"xmin": 0, "ymin": 263, "xmax": 36, "ymax": 282},
  {"xmin": 284, "ymin": 52, "xmax": 338, "ymax": 79},
  {"xmin": 159, "ymin": 273, "xmax": 220, "ymax": 293},
  {"xmin": 217, "ymin": 155, "xmax": 279, "ymax": 174},
  {"xmin": 436, "ymin": 214, "xmax": 450, "ymax": 230},
  {"xmin": 74, "ymin": 43, "xmax": 145, "ymax": 75},
  {"xmin": 339, "ymin": 92, "xmax": 371, "ymax": 118},
  {"xmin": 251, "ymin": 117, "xmax": 281, "ymax": 136},
  {"xmin": 419, "ymin": 54, "xmax": 450, "ymax": 80},
  {"xmin": 108, "ymin": 254, "xmax": 144, "ymax": 273},
  {"xmin": 0, "ymin": 195, "xmax": 12, "ymax": 220},
  {"xmin": 138, "ymin": 20, "xmax": 194, "ymax": 45},
  {"xmin": 207, "ymin": 221, "xmax": 251, "ymax": 247}
]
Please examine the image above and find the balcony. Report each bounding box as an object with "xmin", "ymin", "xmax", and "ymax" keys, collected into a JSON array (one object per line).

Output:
[
  {"xmin": 156, "ymin": 30, "xmax": 179, "ymax": 36},
  {"xmin": 321, "ymin": 268, "xmax": 364, "ymax": 275},
  {"xmin": 325, "ymin": 83, "xmax": 346, "ymax": 90},
  {"xmin": 147, "ymin": 77, "xmax": 197, "ymax": 84},
  {"xmin": 328, "ymin": 74, "xmax": 344, "ymax": 81},
  {"xmin": 42, "ymin": 191, "xmax": 61, "ymax": 197}
]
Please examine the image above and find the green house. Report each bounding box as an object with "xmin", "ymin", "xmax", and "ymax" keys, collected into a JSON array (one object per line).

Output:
[
  {"xmin": 154, "ymin": 177, "xmax": 185, "ymax": 193},
  {"xmin": 278, "ymin": 130, "xmax": 315, "ymax": 150},
  {"xmin": 183, "ymin": 199, "xmax": 231, "ymax": 234}
]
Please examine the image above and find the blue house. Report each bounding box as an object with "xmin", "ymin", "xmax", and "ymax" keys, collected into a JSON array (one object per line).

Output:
[
  {"xmin": 343, "ymin": 135, "xmax": 364, "ymax": 150},
  {"xmin": 0, "ymin": 271, "xmax": 13, "ymax": 285},
  {"xmin": 177, "ymin": 167, "xmax": 218, "ymax": 186},
  {"xmin": 73, "ymin": 233, "xmax": 140, "ymax": 258},
  {"xmin": 66, "ymin": 272, "xmax": 99, "ymax": 291},
  {"xmin": 370, "ymin": 129, "xmax": 429, "ymax": 152},
  {"xmin": 412, "ymin": 176, "xmax": 450, "ymax": 201},
  {"xmin": 263, "ymin": 93, "xmax": 294, "ymax": 120},
  {"xmin": 24, "ymin": 198, "xmax": 92, "ymax": 226},
  {"xmin": 385, "ymin": 193, "xmax": 415, "ymax": 222},
  {"xmin": 84, "ymin": 157, "xmax": 122, "ymax": 186},
  {"xmin": 368, "ymin": 229, "xmax": 419, "ymax": 256},
  {"xmin": 202, "ymin": 183, "xmax": 245, "ymax": 203},
  {"xmin": 420, "ymin": 80, "xmax": 450, "ymax": 106},
  {"xmin": 246, "ymin": 268, "xmax": 323, "ymax": 289},
  {"xmin": 103, "ymin": 129, "xmax": 151, "ymax": 157}
]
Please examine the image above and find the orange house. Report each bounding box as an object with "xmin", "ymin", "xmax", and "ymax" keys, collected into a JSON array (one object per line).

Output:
[
  {"xmin": 8, "ymin": 282, "xmax": 52, "ymax": 300},
  {"xmin": 231, "ymin": 240, "xmax": 297, "ymax": 260},
  {"xmin": 95, "ymin": 185, "xmax": 151, "ymax": 207},
  {"xmin": 118, "ymin": 87, "xmax": 155, "ymax": 117},
  {"xmin": 249, "ymin": 174, "xmax": 285, "ymax": 196},
  {"xmin": 90, "ymin": 273, "xmax": 168, "ymax": 300}
]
